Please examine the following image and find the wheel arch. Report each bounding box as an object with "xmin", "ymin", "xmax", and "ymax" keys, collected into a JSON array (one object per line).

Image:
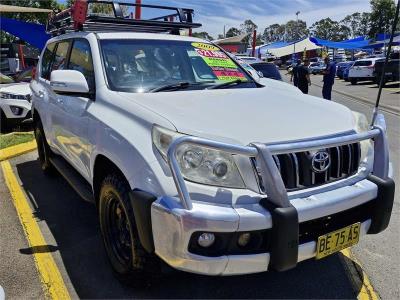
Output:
[{"xmin": 92, "ymin": 154, "xmax": 129, "ymax": 206}]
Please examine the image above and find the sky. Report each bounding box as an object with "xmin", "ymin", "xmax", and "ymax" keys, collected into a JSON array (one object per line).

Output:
[{"xmin": 57, "ymin": 0, "xmax": 371, "ymax": 38}]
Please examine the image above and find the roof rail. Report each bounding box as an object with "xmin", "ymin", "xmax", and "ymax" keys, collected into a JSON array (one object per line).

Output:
[{"xmin": 46, "ymin": 0, "xmax": 201, "ymax": 36}]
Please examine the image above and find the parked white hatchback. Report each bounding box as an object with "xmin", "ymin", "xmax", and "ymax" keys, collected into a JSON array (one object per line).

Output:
[
  {"xmin": 31, "ymin": 1, "xmax": 395, "ymax": 283},
  {"xmin": 348, "ymin": 57, "xmax": 384, "ymax": 85}
]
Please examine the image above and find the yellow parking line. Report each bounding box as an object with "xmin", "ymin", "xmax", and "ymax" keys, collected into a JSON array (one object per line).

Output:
[
  {"xmin": 341, "ymin": 248, "xmax": 379, "ymax": 300},
  {"xmin": 0, "ymin": 140, "xmax": 37, "ymax": 161},
  {"xmin": 1, "ymin": 160, "xmax": 71, "ymax": 300}
]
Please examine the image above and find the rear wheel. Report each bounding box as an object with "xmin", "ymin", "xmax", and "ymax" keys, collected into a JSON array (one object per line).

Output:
[
  {"xmin": 98, "ymin": 174, "xmax": 159, "ymax": 285},
  {"xmin": 34, "ymin": 121, "xmax": 55, "ymax": 175},
  {"xmin": 350, "ymin": 78, "xmax": 357, "ymax": 85}
]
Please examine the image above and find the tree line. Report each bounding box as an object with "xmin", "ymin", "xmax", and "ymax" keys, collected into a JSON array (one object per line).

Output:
[{"xmin": 193, "ymin": 0, "xmax": 399, "ymax": 44}]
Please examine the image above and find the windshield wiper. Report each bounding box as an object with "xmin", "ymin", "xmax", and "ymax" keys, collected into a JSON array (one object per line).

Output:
[
  {"xmin": 150, "ymin": 81, "xmax": 191, "ymax": 93},
  {"xmin": 207, "ymin": 79, "xmax": 246, "ymax": 90},
  {"xmin": 149, "ymin": 81, "xmax": 216, "ymax": 93}
]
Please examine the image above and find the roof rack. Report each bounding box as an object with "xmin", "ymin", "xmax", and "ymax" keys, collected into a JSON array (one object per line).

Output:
[{"xmin": 46, "ymin": 0, "xmax": 202, "ymax": 36}]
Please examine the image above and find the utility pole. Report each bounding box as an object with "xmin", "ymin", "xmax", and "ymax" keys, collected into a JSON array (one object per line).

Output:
[{"xmin": 293, "ymin": 11, "xmax": 300, "ymax": 62}]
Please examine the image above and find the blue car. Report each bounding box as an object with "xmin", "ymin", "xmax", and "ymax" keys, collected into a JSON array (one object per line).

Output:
[
  {"xmin": 343, "ymin": 62, "xmax": 354, "ymax": 82},
  {"xmin": 336, "ymin": 61, "xmax": 354, "ymax": 79}
]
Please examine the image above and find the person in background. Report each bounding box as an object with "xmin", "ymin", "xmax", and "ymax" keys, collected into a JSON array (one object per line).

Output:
[
  {"xmin": 321, "ymin": 56, "xmax": 336, "ymax": 100},
  {"xmin": 290, "ymin": 59, "xmax": 301, "ymax": 87},
  {"xmin": 297, "ymin": 59, "xmax": 311, "ymax": 94}
]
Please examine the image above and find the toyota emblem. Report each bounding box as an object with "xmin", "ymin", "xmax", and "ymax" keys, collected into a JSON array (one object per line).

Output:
[{"xmin": 311, "ymin": 150, "xmax": 331, "ymax": 173}]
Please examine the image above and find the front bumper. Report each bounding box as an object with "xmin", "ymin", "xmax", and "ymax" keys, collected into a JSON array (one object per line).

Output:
[
  {"xmin": 145, "ymin": 115, "xmax": 393, "ymax": 275},
  {"xmin": 0, "ymin": 99, "xmax": 31, "ymax": 120},
  {"xmin": 151, "ymin": 176, "xmax": 394, "ymax": 275}
]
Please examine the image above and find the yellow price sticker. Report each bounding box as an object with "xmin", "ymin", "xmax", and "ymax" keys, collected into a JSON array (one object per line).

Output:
[{"xmin": 191, "ymin": 42, "xmax": 220, "ymax": 51}]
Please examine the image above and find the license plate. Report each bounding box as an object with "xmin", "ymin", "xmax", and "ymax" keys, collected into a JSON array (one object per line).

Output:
[
  {"xmin": 385, "ymin": 72, "xmax": 392, "ymax": 75},
  {"xmin": 316, "ymin": 223, "xmax": 361, "ymax": 260}
]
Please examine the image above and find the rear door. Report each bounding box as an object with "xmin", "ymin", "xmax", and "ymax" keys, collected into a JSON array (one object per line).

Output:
[{"xmin": 31, "ymin": 42, "xmax": 56, "ymax": 143}]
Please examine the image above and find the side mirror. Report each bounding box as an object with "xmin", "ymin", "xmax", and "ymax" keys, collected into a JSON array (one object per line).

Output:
[
  {"xmin": 257, "ymin": 71, "xmax": 264, "ymax": 78},
  {"xmin": 50, "ymin": 70, "xmax": 89, "ymax": 96}
]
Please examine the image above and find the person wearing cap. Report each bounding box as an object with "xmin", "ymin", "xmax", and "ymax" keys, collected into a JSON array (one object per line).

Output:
[
  {"xmin": 321, "ymin": 56, "xmax": 336, "ymax": 100},
  {"xmin": 297, "ymin": 59, "xmax": 311, "ymax": 94}
]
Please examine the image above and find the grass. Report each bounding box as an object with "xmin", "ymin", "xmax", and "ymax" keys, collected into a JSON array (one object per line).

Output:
[{"xmin": 0, "ymin": 132, "xmax": 35, "ymax": 149}]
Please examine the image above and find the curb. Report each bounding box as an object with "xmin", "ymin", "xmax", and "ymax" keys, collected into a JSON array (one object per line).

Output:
[
  {"xmin": 0, "ymin": 140, "xmax": 37, "ymax": 161},
  {"xmin": 312, "ymin": 82, "xmax": 400, "ymax": 116},
  {"xmin": 340, "ymin": 249, "xmax": 379, "ymax": 300}
]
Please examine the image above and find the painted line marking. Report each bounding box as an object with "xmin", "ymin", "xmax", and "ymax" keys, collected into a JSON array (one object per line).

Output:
[
  {"xmin": 340, "ymin": 248, "xmax": 379, "ymax": 300},
  {"xmin": 0, "ymin": 140, "xmax": 37, "ymax": 161},
  {"xmin": 1, "ymin": 160, "xmax": 71, "ymax": 300}
]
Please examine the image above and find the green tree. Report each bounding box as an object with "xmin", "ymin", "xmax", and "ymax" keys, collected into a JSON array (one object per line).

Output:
[
  {"xmin": 284, "ymin": 19, "xmax": 309, "ymax": 41},
  {"xmin": 225, "ymin": 27, "xmax": 241, "ymax": 38},
  {"xmin": 263, "ymin": 23, "xmax": 285, "ymax": 42},
  {"xmin": 240, "ymin": 20, "xmax": 257, "ymax": 46},
  {"xmin": 192, "ymin": 31, "xmax": 214, "ymax": 41},
  {"xmin": 310, "ymin": 18, "xmax": 350, "ymax": 41},
  {"xmin": 369, "ymin": 0, "xmax": 398, "ymax": 39},
  {"xmin": 340, "ymin": 12, "xmax": 371, "ymax": 38}
]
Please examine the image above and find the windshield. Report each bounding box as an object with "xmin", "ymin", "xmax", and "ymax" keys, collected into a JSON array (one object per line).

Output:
[{"xmin": 100, "ymin": 39, "xmax": 255, "ymax": 92}]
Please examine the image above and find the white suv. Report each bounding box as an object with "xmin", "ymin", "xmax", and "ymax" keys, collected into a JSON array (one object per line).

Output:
[
  {"xmin": 31, "ymin": 2, "xmax": 395, "ymax": 281},
  {"xmin": 0, "ymin": 80, "xmax": 32, "ymax": 133},
  {"xmin": 348, "ymin": 57, "xmax": 384, "ymax": 85}
]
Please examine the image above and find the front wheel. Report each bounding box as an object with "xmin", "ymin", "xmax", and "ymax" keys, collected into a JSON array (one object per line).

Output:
[
  {"xmin": 0, "ymin": 109, "xmax": 9, "ymax": 134},
  {"xmin": 34, "ymin": 121, "xmax": 55, "ymax": 175},
  {"xmin": 98, "ymin": 174, "xmax": 159, "ymax": 284},
  {"xmin": 350, "ymin": 79, "xmax": 357, "ymax": 85}
]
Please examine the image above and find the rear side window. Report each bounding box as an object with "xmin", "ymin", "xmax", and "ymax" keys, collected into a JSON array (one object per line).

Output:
[
  {"xmin": 40, "ymin": 42, "xmax": 56, "ymax": 80},
  {"xmin": 68, "ymin": 39, "xmax": 95, "ymax": 92},
  {"xmin": 353, "ymin": 61, "xmax": 372, "ymax": 67},
  {"xmin": 50, "ymin": 41, "xmax": 70, "ymax": 73}
]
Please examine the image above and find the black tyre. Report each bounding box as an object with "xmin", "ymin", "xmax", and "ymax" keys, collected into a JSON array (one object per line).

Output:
[
  {"xmin": 34, "ymin": 121, "xmax": 54, "ymax": 175},
  {"xmin": 98, "ymin": 174, "xmax": 158, "ymax": 284},
  {"xmin": 350, "ymin": 79, "xmax": 357, "ymax": 85},
  {"xmin": 0, "ymin": 109, "xmax": 9, "ymax": 134}
]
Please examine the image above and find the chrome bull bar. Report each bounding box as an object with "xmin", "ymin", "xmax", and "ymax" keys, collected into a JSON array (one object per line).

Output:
[{"xmin": 167, "ymin": 126, "xmax": 387, "ymax": 211}]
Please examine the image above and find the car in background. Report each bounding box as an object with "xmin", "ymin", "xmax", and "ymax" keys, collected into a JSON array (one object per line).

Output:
[
  {"xmin": 234, "ymin": 55, "xmax": 262, "ymax": 64},
  {"xmin": 309, "ymin": 62, "xmax": 326, "ymax": 75},
  {"xmin": 373, "ymin": 59, "xmax": 400, "ymax": 85},
  {"xmin": 348, "ymin": 58, "xmax": 384, "ymax": 85},
  {"xmin": 0, "ymin": 73, "xmax": 32, "ymax": 133},
  {"xmin": 251, "ymin": 62, "xmax": 282, "ymax": 81},
  {"xmin": 336, "ymin": 61, "xmax": 353, "ymax": 79}
]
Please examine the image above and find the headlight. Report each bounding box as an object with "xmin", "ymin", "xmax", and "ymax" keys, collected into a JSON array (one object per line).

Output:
[
  {"xmin": 152, "ymin": 125, "xmax": 246, "ymax": 188},
  {"xmin": 0, "ymin": 92, "xmax": 29, "ymax": 100},
  {"xmin": 352, "ymin": 111, "xmax": 369, "ymax": 133}
]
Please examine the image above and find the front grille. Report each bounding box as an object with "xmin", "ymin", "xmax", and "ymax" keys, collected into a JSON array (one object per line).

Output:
[{"xmin": 253, "ymin": 143, "xmax": 361, "ymax": 192}]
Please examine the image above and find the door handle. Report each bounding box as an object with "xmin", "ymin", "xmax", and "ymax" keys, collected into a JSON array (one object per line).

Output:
[
  {"xmin": 56, "ymin": 98, "xmax": 64, "ymax": 104},
  {"xmin": 38, "ymin": 90, "xmax": 44, "ymax": 97}
]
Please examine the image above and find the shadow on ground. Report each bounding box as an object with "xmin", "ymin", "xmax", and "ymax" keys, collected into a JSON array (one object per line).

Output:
[{"xmin": 15, "ymin": 157, "xmax": 365, "ymax": 299}]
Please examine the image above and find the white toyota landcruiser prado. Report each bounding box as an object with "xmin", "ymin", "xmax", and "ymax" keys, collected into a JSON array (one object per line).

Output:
[{"xmin": 31, "ymin": 1, "xmax": 395, "ymax": 281}]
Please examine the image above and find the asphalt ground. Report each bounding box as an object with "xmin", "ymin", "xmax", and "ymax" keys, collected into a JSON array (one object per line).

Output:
[{"xmin": 0, "ymin": 76, "xmax": 399, "ymax": 299}]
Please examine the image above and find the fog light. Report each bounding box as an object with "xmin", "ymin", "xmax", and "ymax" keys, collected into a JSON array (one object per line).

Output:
[
  {"xmin": 10, "ymin": 106, "xmax": 22, "ymax": 116},
  {"xmin": 238, "ymin": 233, "xmax": 251, "ymax": 247},
  {"xmin": 198, "ymin": 233, "xmax": 215, "ymax": 248}
]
